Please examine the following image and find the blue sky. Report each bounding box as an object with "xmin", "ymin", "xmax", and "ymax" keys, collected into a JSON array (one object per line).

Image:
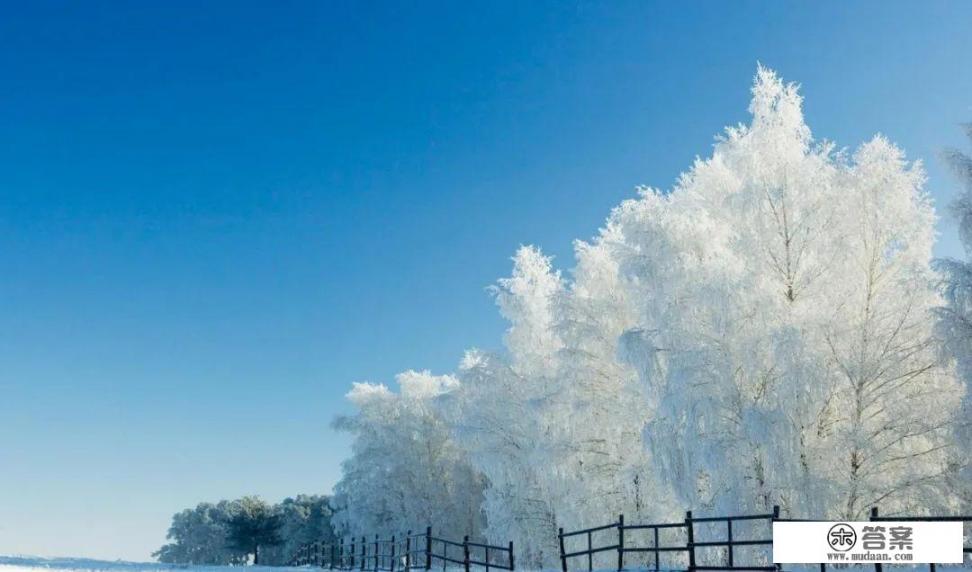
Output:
[{"xmin": 1, "ymin": 0, "xmax": 970, "ymax": 562}]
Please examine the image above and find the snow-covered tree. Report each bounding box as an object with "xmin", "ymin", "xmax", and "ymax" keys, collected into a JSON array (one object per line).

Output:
[
  {"xmin": 156, "ymin": 495, "xmax": 335, "ymax": 565},
  {"xmin": 331, "ymin": 67, "xmax": 966, "ymax": 566},
  {"xmin": 934, "ymin": 124, "xmax": 972, "ymax": 510},
  {"xmin": 225, "ymin": 496, "xmax": 283, "ymax": 565},
  {"xmin": 451, "ymin": 245, "xmax": 663, "ymax": 567},
  {"xmin": 260, "ymin": 495, "xmax": 335, "ymax": 566},
  {"xmin": 154, "ymin": 501, "xmax": 246, "ymax": 565},
  {"xmin": 331, "ymin": 371, "xmax": 486, "ymax": 539},
  {"xmin": 611, "ymin": 67, "xmax": 961, "ymax": 519},
  {"xmin": 449, "ymin": 247, "xmax": 564, "ymax": 566}
]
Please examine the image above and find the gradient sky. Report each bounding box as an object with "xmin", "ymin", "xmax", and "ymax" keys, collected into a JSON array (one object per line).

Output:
[{"xmin": 1, "ymin": 0, "xmax": 971, "ymax": 562}]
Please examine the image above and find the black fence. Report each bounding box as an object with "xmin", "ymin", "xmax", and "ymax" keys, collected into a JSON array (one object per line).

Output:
[
  {"xmin": 559, "ymin": 506, "xmax": 972, "ymax": 572},
  {"xmin": 558, "ymin": 507, "xmax": 778, "ymax": 572},
  {"xmin": 864, "ymin": 507, "xmax": 972, "ymax": 572},
  {"xmin": 294, "ymin": 506, "xmax": 971, "ymax": 572},
  {"xmin": 291, "ymin": 527, "xmax": 514, "ymax": 572}
]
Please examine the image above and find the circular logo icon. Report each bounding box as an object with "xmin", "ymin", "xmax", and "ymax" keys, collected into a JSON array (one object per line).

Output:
[{"xmin": 828, "ymin": 523, "xmax": 857, "ymax": 552}]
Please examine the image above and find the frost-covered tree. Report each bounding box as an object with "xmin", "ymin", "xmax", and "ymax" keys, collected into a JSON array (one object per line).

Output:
[
  {"xmin": 331, "ymin": 371, "xmax": 486, "ymax": 538},
  {"xmin": 554, "ymin": 236, "xmax": 664, "ymax": 531},
  {"xmin": 612, "ymin": 67, "xmax": 962, "ymax": 519},
  {"xmin": 934, "ymin": 124, "xmax": 972, "ymax": 510},
  {"xmin": 450, "ymin": 246, "xmax": 566, "ymax": 566},
  {"xmin": 154, "ymin": 501, "xmax": 246, "ymax": 565},
  {"xmin": 332, "ymin": 67, "xmax": 966, "ymax": 566},
  {"xmin": 225, "ymin": 496, "xmax": 283, "ymax": 565},
  {"xmin": 156, "ymin": 495, "xmax": 333, "ymax": 565},
  {"xmin": 441, "ymin": 244, "xmax": 666, "ymax": 568},
  {"xmin": 260, "ymin": 495, "xmax": 335, "ymax": 566}
]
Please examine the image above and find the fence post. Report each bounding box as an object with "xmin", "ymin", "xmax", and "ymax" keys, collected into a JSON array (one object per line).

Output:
[
  {"xmin": 375, "ymin": 535, "xmax": 380, "ymax": 572},
  {"xmin": 653, "ymin": 527, "xmax": 660, "ymax": 572},
  {"xmin": 349, "ymin": 538, "xmax": 354, "ymax": 570},
  {"xmin": 870, "ymin": 508, "xmax": 882, "ymax": 572},
  {"xmin": 587, "ymin": 531, "xmax": 592, "ymax": 572},
  {"xmin": 332, "ymin": 543, "xmax": 337, "ymax": 571},
  {"xmin": 406, "ymin": 531, "xmax": 412, "ymax": 571},
  {"xmin": 463, "ymin": 536, "xmax": 471, "ymax": 572},
  {"xmin": 727, "ymin": 519, "xmax": 733, "ymax": 568},
  {"xmin": 772, "ymin": 506, "xmax": 781, "ymax": 572},
  {"xmin": 508, "ymin": 541, "xmax": 514, "ymax": 572},
  {"xmin": 391, "ymin": 536, "xmax": 397, "ymax": 572},
  {"xmin": 425, "ymin": 527, "xmax": 432, "ymax": 571},
  {"xmin": 617, "ymin": 514, "xmax": 625, "ymax": 572},
  {"xmin": 686, "ymin": 511, "xmax": 695, "ymax": 572},
  {"xmin": 558, "ymin": 528, "xmax": 567, "ymax": 572},
  {"xmin": 361, "ymin": 537, "xmax": 367, "ymax": 572}
]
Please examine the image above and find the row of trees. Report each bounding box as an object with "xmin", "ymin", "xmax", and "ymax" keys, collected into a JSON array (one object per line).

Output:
[
  {"xmin": 155, "ymin": 495, "xmax": 334, "ymax": 565},
  {"xmin": 330, "ymin": 66, "xmax": 971, "ymax": 568},
  {"xmin": 934, "ymin": 122, "xmax": 972, "ymax": 509}
]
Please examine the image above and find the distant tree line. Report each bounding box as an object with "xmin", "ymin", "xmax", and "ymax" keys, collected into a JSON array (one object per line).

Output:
[{"xmin": 155, "ymin": 494, "xmax": 334, "ymax": 566}]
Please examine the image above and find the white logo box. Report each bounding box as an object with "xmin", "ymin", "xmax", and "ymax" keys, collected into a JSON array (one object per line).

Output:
[{"xmin": 773, "ymin": 521, "xmax": 964, "ymax": 564}]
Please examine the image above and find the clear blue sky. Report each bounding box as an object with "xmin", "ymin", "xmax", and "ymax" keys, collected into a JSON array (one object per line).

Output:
[{"xmin": 1, "ymin": 0, "xmax": 970, "ymax": 562}]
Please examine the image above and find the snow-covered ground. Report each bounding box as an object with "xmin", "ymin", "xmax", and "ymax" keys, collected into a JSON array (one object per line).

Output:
[
  {"xmin": 2, "ymin": 557, "xmax": 968, "ymax": 572},
  {"xmin": 0, "ymin": 556, "xmax": 306, "ymax": 572}
]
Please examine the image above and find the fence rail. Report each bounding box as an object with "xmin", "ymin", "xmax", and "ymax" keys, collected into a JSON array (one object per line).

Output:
[
  {"xmin": 291, "ymin": 527, "xmax": 513, "ymax": 572},
  {"xmin": 294, "ymin": 505, "xmax": 970, "ymax": 572},
  {"xmin": 558, "ymin": 505, "xmax": 970, "ymax": 572},
  {"xmin": 863, "ymin": 507, "xmax": 972, "ymax": 572}
]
